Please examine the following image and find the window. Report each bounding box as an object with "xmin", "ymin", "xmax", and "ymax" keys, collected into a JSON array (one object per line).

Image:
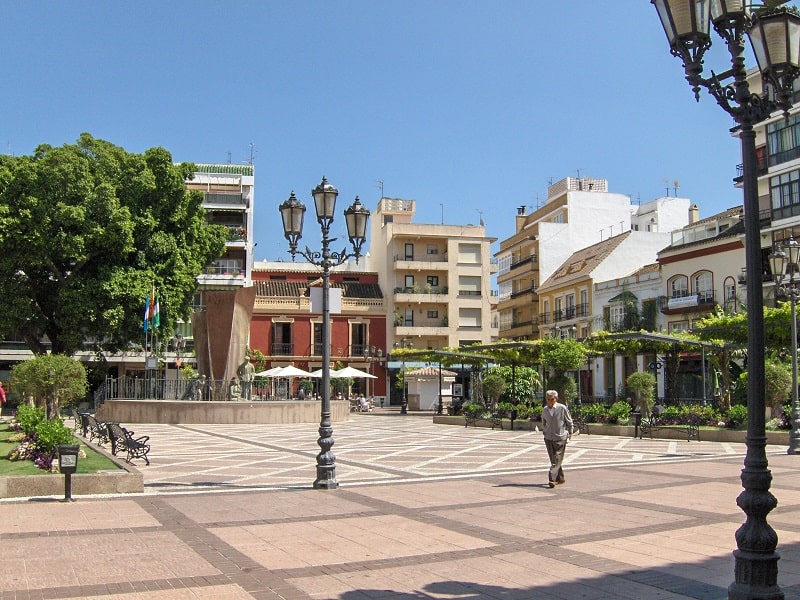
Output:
[
  {"xmin": 427, "ymin": 310, "xmax": 439, "ymax": 319},
  {"xmin": 426, "ymin": 246, "xmax": 439, "ymax": 255},
  {"xmin": 458, "ymin": 275, "xmax": 481, "ymax": 296},
  {"xmin": 457, "ymin": 243, "xmax": 481, "ymax": 264},
  {"xmin": 499, "ymin": 280, "xmax": 512, "ymax": 301},
  {"xmin": 669, "ymin": 321, "xmax": 689, "ymax": 334},
  {"xmin": 458, "ymin": 308, "xmax": 481, "ymax": 327},
  {"xmin": 350, "ymin": 323, "xmax": 367, "ymax": 357},
  {"xmin": 694, "ymin": 271, "xmax": 713, "ymax": 303},
  {"xmin": 770, "ymin": 169, "xmax": 800, "ymax": 220},
  {"xmin": 405, "ymin": 243, "xmax": 414, "ymax": 260},
  {"xmin": 724, "ymin": 277, "xmax": 736, "ymax": 311},
  {"xmin": 768, "ymin": 112, "xmax": 800, "ymax": 167},
  {"xmin": 669, "ymin": 276, "xmax": 689, "ymax": 298},
  {"xmin": 426, "ymin": 275, "xmax": 439, "ymax": 287},
  {"xmin": 404, "ymin": 307, "xmax": 414, "ymax": 326},
  {"xmin": 404, "ymin": 275, "xmax": 415, "ymax": 289}
]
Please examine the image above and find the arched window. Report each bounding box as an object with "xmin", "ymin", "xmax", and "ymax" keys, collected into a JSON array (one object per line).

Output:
[
  {"xmin": 693, "ymin": 271, "xmax": 713, "ymax": 304},
  {"xmin": 724, "ymin": 277, "xmax": 736, "ymax": 312},
  {"xmin": 669, "ymin": 275, "xmax": 689, "ymax": 298}
]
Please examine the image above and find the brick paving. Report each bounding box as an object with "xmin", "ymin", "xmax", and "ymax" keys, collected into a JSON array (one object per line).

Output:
[{"xmin": 2, "ymin": 412, "xmax": 800, "ymax": 599}]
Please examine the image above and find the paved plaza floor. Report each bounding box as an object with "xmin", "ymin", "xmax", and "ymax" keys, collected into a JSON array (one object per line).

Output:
[{"xmin": 2, "ymin": 412, "xmax": 800, "ymax": 599}]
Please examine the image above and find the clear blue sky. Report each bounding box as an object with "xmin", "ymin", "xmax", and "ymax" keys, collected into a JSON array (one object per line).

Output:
[{"xmin": 1, "ymin": 1, "xmax": 787, "ymax": 262}]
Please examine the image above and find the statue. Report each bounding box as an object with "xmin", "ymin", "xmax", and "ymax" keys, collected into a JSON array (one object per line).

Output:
[
  {"xmin": 237, "ymin": 356, "xmax": 255, "ymax": 400},
  {"xmin": 229, "ymin": 377, "xmax": 242, "ymax": 401}
]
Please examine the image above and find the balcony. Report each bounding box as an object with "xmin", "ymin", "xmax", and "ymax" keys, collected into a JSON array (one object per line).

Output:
[
  {"xmin": 394, "ymin": 286, "xmax": 449, "ymax": 304},
  {"xmin": 203, "ymin": 192, "xmax": 246, "ymax": 206},
  {"xmin": 660, "ymin": 291, "xmax": 716, "ymax": 314},
  {"xmin": 393, "ymin": 254, "xmax": 449, "ymax": 271},
  {"xmin": 271, "ymin": 342, "xmax": 294, "ymax": 356},
  {"xmin": 510, "ymin": 285, "xmax": 536, "ymax": 300}
]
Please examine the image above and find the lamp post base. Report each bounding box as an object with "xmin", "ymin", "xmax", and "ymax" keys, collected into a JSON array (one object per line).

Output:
[
  {"xmin": 729, "ymin": 549, "xmax": 783, "ymax": 600},
  {"xmin": 789, "ymin": 421, "xmax": 800, "ymax": 454},
  {"xmin": 313, "ymin": 466, "xmax": 339, "ymax": 490}
]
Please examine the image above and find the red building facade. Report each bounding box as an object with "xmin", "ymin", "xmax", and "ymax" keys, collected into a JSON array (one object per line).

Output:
[{"xmin": 250, "ymin": 262, "xmax": 387, "ymax": 400}]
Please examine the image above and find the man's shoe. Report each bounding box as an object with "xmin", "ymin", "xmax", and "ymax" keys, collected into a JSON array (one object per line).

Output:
[
  {"xmin": 556, "ymin": 478, "xmax": 565, "ymax": 485},
  {"xmin": 548, "ymin": 481, "xmax": 555, "ymax": 488}
]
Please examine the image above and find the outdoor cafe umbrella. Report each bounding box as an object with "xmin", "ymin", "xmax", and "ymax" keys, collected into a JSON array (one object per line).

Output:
[
  {"xmin": 267, "ymin": 365, "xmax": 315, "ymax": 378},
  {"xmin": 330, "ymin": 366, "xmax": 377, "ymax": 379},
  {"xmin": 255, "ymin": 366, "xmax": 283, "ymax": 377}
]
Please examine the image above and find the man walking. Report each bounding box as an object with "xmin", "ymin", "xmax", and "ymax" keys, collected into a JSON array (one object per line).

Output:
[{"xmin": 541, "ymin": 389, "xmax": 574, "ymax": 488}]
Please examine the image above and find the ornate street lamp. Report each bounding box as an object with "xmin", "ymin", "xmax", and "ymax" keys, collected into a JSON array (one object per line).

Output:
[
  {"xmin": 770, "ymin": 238, "xmax": 800, "ymax": 455},
  {"xmin": 279, "ymin": 177, "xmax": 369, "ymax": 490},
  {"xmin": 393, "ymin": 338, "xmax": 413, "ymax": 414},
  {"xmin": 652, "ymin": 2, "xmax": 800, "ymax": 597}
]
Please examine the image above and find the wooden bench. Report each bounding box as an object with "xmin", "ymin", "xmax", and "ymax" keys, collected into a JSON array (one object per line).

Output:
[
  {"xmin": 106, "ymin": 422, "xmax": 151, "ymax": 466},
  {"xmin": 79, "ymin": 413, "xmax": 110, "ymax": 446},
  {"xmin": 464, "ymin": 411, "xmax": 503, "ymax": 430},
  {"xmin": 640, "ymin": 413, "xmax": 700, "ymax": 441}
]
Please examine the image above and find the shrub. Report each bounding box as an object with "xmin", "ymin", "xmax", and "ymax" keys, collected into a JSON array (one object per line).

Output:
[
  {"xmin": 34, "ymin": 418, "xmax": 74, "ymax": 455},
  {"xmin": 726, "ymin": 404, "xmax": 748, "ymax": 429},
  {"xmin": 766, "ymin": 417, "xmax": 784, "ymax": 431},
  {"xmin": 16, "ymin": 404, "xmax": 46, "ymax": 436},
  {"xmin": 496, "ymin": 401, "xmax": 515, "ymax": 414},
  {"xmin": 679, "ymin": 404, "xmax": 719, "ymax": 426},
  {"xmin": 580, "ymin": 403, "xmax": 608, "ymax": 423},
  {"xmin": 462, "ymin": 403, "xmax": 484, "ymax": 417},
  {"xmin": 608, "ymin": 401, "xmax": 632, "ymax": 424},
  {"xmin": 528, "ymin": 403, "xmax": 543, "ymax": 421},
  {"xmin": 659, "ymin": 405, "xmax": 682, "ymax": 424},
  {"xmin": 514, "ymin": 403, "xmax": 534, "ymax": 419}
]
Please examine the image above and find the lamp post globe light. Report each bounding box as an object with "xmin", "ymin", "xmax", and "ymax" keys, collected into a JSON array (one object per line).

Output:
[
  {"xmin": 651, "ymin": 2, "xmax": 800, "ymax": 598},
  {"xmin": 770, "ymin": 237, "xmax": 800, "ymax": 455},
  {"xmin": 279, "ymin": 177, "xmax": 370, "ymax": 490}
]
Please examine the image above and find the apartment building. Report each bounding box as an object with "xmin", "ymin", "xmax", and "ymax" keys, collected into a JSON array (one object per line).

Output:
[
  {"xmin": 249, "ymin": 261, "xmax": 387, "ymax": 401},
  {"xmin": 368, "ymin": 197, "xmax": 498, "ymax": 352},
  {"xmin": 495, "ymin": 176, "xmax": 691, "ymax": 340},
  {"xmin": 536, "ymin": 231, "xmax": 671, "ymax": 398},
  {"xmin": 745, "ymin": 70, "xmax": 800, "ymax": 305},
  {"xmin": 657, "ymin": 206, "xmax": 745, "ymax": 335},
  {"xmin": 182, "ymin": 164, "xmax": 256, "ymax": 387},
  {"xmin": 593, "ymin": 263, "xmax": 665, "ymax": 398}
]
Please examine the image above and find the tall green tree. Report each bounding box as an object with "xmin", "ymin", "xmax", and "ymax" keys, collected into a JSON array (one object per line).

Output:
[
  {"xmin": 0, "ymin": 134, "xmax": 227, "ymax": 355},
  {"xmin": 11, "ymin": 354, "xmax": 88, "ymax": 420}
]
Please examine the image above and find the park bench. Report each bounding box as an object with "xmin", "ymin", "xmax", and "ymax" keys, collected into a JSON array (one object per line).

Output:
[
  {"xmin": 106, "ymin": 422, "xmax": 151, "ymax": 466},
  {"xmin": 639, "ymin": 412, "xmax": 700, "ymax": 441},
  {"xmin": 79, "ymin": 413, "xmax": 110, "ymax": 446},
  {"xmin": 464, "ymin": 410, "xmax": 503, "ymax": 430}
]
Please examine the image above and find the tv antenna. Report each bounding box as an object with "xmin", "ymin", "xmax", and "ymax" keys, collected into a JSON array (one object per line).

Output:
[
  {"xmin": 376, "ymin": 180, "xmax": 384, "ymax": 198},
  {"xmin": 247, "ymin": 143, "xmax": 257, "ymax": 165},
  {"xmin": 476, "ymin": 209, "xmax": 484, "ymax": 226}
]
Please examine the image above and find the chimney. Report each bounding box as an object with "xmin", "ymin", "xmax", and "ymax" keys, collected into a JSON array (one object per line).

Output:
[{"xmin": 688, "ymin": 204, "xmax": 700, "ymax": 224}]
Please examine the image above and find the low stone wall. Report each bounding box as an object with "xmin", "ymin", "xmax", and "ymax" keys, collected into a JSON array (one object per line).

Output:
[
  {"xmin": 0, "ymin": 440, "xmax": 143, "ymax": 500},
  {"xmin": 96, "ymin": 399, "xmax": 351, "ymax": 424},
  {"xmin": 431, "ymin": 415, "xmax": 790, "ymax": 444}
]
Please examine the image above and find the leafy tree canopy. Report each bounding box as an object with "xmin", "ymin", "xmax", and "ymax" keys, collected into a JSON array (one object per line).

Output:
[
  {"xmin": 0, "ymin": 134, "xmax": 227, "ymax": 355},
  {"xmin": 11, "ymin": 354, "xmax": 88, "ymax": 419}
]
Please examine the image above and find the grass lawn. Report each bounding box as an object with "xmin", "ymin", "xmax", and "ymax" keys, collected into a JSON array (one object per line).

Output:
[{"xmin": 0, "ymin": 421, "xmax": 122, "ymax": 476}]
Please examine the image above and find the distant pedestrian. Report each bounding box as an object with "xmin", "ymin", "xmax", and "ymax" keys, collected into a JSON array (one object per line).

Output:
[
  {"xmin": 541, "ymin": 389, "xmax": 574, "ymax": 488},
  {"xmin": 0, "ymin": 382, "xmax": 6, "ymax": 408}
]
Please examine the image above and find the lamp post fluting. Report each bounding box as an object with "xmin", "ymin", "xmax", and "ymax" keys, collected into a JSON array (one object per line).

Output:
[
  {"xmin": 770, "ymin": 238, "xmax": 800, "ymax": 455},
  {"xmin": 280, "ymin": 177, "xmax": 369, "ymax": 490},
  {"xmin": 652, "ymin": 3, "xmax": 800, "ymax": 598}
]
